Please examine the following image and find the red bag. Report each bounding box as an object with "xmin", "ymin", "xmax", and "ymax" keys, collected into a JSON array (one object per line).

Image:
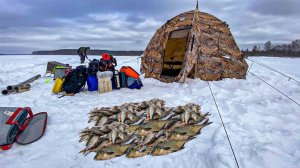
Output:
[
  {"xmin": 0, "ymin": 107, "xmax": 47, "ymax": 150},
  {"xmin": 120, "ymin": 66, "xmax": 140, "ymax": 79},
  {"xmin": 102, "ymin": 53, "xmax": 111, "ymax": 61}
]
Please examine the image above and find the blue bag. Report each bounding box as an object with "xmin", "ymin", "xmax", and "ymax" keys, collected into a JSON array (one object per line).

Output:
[
  {"xmin": 120, "ymin": 72, "xmax": 127, "ymax": 88},
  {"xmin": 127, "ymin": 77, "xmax": 143, "ymax": 89},
  {"xmin": 87, "ymin": 75, "xmax": 98, "ymax": 91}
]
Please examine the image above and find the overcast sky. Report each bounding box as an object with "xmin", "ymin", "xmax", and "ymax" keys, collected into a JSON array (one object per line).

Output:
[{"xmin": 1, "ymin": 0, "xmax": 299, "ymax": 54}]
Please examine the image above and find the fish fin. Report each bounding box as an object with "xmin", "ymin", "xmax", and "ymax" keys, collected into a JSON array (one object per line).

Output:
[{"xmin": 139, "ymin": 146, "xmax": 147, "ymax": 152}]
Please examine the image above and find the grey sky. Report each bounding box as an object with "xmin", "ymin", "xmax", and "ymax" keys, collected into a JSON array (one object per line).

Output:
[{"xmin": 0, "ymin": 0, "xmax": 299, "ymax": 54}]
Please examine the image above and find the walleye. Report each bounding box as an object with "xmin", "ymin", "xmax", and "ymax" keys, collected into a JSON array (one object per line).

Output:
[
  {"xmin": 80, "ymin": 99, "xmax": 212, "ymax": 160},
  {"xmin": 164, "ymin": 120, "xmax": 182, "ymax": 133},
  {"xmin": 86, "ymin": 135, "xmax": 99, "ymax": 148},
  {"xmin": 126, "ymin": 131, "xmax": 166, "ymax": 158},
  {"xmin": 189, "ymin": 112, "xmax": 210, "ymax": 125},
  {"xmin": 89, "ymin": 107, "xmax": 120, "ymax": 117},
  {"xmin": 80, "ymin": 138, "xmax": 108, "ymax": 155},
  {"xmin": 79, "ymin": 126, "xmax": 110, "ymax": 143},
  {"xmin": 133, "ymin": 120, "xmax": 170, "ymax": 136},
  {"xmin": 95, "ymin": 116, "xmax": 114, "ymax": 127},
  {"xmin": 169, "ymin": 119, "xmax": 212, "ymax": 140},
  {"xmin": 126, "ymin": 146, "xmax": 154, "ymax": 158},
  {"xmin": 94, "ymin": 144, "xmax": 132, "ymax": 160},
  {"xmin": 151, "ymin": 140, "xmax": 189, "ymax": 156},
  {"xmin": 144, "ymin": 99, "xmax": 167, "ymax": 120}
]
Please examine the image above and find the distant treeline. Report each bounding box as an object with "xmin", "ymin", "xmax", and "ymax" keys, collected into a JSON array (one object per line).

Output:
[
  {"xmin": 32, "ymin": 49, "xmax": 144, "ymax": 56},
  {"xmin": 243, "ymin": 39, "xmax": 300, "ymax": 57},
  {"xmin": 243, "ymin": 50, "xmax": 300, "ymax": 57}
]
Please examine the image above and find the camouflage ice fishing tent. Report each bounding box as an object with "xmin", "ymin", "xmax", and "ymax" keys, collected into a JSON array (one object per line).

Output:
[{"xmin": 142, "ymin": 3, "xmax": 248, "ymax": 83}]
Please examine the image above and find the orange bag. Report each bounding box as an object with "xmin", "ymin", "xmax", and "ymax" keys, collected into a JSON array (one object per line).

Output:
[{"xmin": 120, "ymin": 66, "xmax": 140, "ymax": 79}]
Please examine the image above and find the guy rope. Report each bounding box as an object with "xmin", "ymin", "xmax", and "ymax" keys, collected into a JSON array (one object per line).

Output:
[
  {"xmin": 235, "ymin": 57, "xmax": 300, "ymax": 108},
  {"xmin": 118, "ymin": 56, "xmax": 142, "ymax": 67},
  {"xmin": 246, "ymin": 57, "xmax": 300, "ymax": 84},
  {"xmin": 247, "ymin": 71, "xmax": 300, "ymax": 107},
  {"xmin": 207, "ymin": 81, "xmax": 240, "ymax": 168}
]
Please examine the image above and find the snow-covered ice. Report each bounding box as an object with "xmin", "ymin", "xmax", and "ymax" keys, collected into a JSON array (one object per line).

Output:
[{"xmin": 0, "ymin": 55, "xmax": 299, "ymax": 168}]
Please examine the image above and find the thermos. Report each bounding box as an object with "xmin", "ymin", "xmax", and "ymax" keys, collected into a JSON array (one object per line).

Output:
[{"xmin": 114, "ymin": 70, "xmax": 121, "ymax": 89}]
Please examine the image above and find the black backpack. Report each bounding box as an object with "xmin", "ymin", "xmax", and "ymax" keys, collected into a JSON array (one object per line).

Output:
[
  {"xmin": 63, "ymin": 66, "xmax": 87, "ymax": 94},
  {"xmin": 87, "ymin": 59, "xmax": 99, "ymax": 76}
]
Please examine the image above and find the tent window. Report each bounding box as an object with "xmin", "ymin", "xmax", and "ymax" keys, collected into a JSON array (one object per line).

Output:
[{"xmin": 161, "ymin": 28, "xmax": 190, "ymax": 77}]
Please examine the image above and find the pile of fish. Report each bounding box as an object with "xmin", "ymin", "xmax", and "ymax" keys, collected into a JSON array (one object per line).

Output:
[{"xmin": 79, "ymin": 99, "xmax": 211, "ymax": 160}]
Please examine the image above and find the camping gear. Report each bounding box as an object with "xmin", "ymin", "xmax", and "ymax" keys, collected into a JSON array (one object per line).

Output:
[
  {"xmin": 119, "ymin": 66, "xmax": 143, "ymax": 89},
  {"xmin": 63, "ymin": 66, "xmax": 87, "ymax": 94},
  {"xmin": 127, "ymin": 77, "xmax": 143, "ymax": 89},
  {"xmin": 141, "ymin": 3, "xmax": 248, "ymax": 83},
  {"xmin": 0, "ymin": 107, "xmax": 47, "ymax": 150},
  {"xmin": 120, "ymin": 72, "xmax": 127, "ymax": 88},
  {"xmin": 97, "ymin": 71, "xmax": 113, "ymax": 93},
  {"xmin": 120, "ymin": 66, "xmax": 140, "ymax": 79},
  {"xmin": 99, "ymin": 53, "xmax": 117, "ymax": 72},
  {"xmin": 1, "ymin": 74, "xmax": 41, "ymax": 95},
  {"xmin": 52, "ymin": 78, "xmax": 64, "ymax": 94},
  {"xmin": 45, "ymin": 61, "xmax": 71, "ymax": 76},
  {"xmin": 53, "ymin": 66, "xmax": 67, "ymax": 80},
  {"xmin": 16, "ymin": 84, "xmax": 31, "ymax": 93},
  {"xmin": 87, "ymin": 59, "xmax": 100, "ymax": 76},
  {"xmin": 45, "ymin": 78, "xmax": 51, "ymax": 83},
  {"xmin": 87, "ymin": 75, "xmax": 98, "ymax": 91},
  {"xmin": 65, "ymin": 65, "xmax": 71, "ymax": 75},
  {"xmin": 113, "ymin": 70, "xmax": 121, "ymax": 90}
]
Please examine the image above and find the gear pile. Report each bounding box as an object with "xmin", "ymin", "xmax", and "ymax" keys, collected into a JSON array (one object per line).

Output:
[{"xmin": 79, "ymin": 99, "xmax": 212, "ymax": 160}]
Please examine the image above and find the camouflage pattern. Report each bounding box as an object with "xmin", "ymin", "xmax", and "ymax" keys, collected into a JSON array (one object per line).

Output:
[{"xmin": 142, "ymin": 6, "xmax": 248, "ymax": 83}]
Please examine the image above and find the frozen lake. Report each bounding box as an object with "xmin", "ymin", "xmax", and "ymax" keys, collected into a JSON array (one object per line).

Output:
[{"xmin": 0, "ymin": 55, "xmax": 300, "ymax": 168}]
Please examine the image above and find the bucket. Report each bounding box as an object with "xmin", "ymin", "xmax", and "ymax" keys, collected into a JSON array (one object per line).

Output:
[{"xmin": 87, "ymin": 75, "xmax": 98, "ymax": 91}]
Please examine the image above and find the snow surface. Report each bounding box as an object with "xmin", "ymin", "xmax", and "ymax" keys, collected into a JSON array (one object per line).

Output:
[{"xmin": 0, "ymin": 55, "xmax": 300, "ymax": 168}]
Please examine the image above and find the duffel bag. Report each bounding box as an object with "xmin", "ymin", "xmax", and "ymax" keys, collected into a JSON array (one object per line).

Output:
[{"xmin": 0, "ymin": 107, "xmax": 47, "ymax": 150}]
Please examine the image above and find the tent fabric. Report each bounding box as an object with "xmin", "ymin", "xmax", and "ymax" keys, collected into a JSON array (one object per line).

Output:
[{"xmin": 142, "ymin": 7, "xmax": 248, "ymax": 83}]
